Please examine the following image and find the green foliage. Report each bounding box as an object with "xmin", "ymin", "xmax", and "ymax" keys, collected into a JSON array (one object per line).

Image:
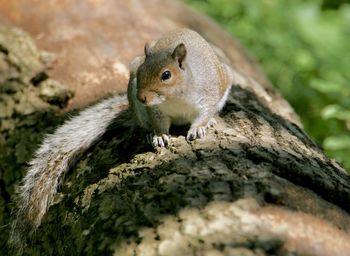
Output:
[{"xmin": 185, "ymin": 0, "xmax": 350, "ymax": 170}]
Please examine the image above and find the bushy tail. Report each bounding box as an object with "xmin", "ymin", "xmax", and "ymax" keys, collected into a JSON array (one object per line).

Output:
[{"xmin": 9, "ymin": 95, "xmax": 128, "ymax": 249}]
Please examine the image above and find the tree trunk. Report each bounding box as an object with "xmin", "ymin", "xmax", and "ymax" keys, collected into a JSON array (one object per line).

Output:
[{"xmin": 0, "ymin": 1, "xmax": 349, "ymax": 255}]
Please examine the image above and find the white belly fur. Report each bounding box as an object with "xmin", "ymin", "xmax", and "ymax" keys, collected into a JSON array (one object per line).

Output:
[{"xmin": 158, "ymin": 98, "xmax": 198, "ymax": 125}]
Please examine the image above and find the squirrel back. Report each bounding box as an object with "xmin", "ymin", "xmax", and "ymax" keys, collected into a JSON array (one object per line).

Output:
[
  {"xmin": 136, "ymin": 28, "xmax": 230, "ymax": 107},
  {"xmin": 153, "ymin": 28, "xmax": 229, "ymax": 96}
]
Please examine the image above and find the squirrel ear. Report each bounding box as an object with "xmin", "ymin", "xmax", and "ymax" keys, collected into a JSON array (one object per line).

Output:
[
  {"xmin": 144, "ymin": 43, "xmax": 151, "ymax": 57},
  {"xmin": 172, "ymin": 43, "xmax": 187, "ymax": 68}
]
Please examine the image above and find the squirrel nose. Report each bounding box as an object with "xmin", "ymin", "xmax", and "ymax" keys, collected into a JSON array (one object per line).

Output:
[{"xmin": 138, "ymin": 95, "xmax": 147, "ymax": 104}]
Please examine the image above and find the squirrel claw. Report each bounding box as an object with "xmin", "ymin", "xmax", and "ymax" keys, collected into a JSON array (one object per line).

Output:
[
  {"xmin": 147, "ymin": 134, "xmax": 170, "ymax": 147},
  {"xmin": 186, "ymin": 126, "xmax": 206, "ymax": 141},
  {"xmin": 208, "ymin": 118, "xmax": 217, "ymax": 127},
  {"xmin": 187, "ymin": 119, "xmax": 216, "ymax": 141}
]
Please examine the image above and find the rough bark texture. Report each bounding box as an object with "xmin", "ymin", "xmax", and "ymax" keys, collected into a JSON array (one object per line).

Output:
[{"xmin": 0, "ymin": 0, "xmax": 349, "ymax": 256}]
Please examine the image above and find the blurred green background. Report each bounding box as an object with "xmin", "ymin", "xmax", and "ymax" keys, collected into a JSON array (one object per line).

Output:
[{"xmin": 185, "ymin": 0, "xmax": 350, "ymax": 171}]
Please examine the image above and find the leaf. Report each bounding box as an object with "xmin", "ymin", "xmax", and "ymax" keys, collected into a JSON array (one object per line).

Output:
[
  {"xmin": 309, "ymin": 79, "xmax": 344, "ymax": 94},
  {"xmin": 323, "ymin": 135, "xmax": 350, "ymax": 150},
  {"xmin": 322, "ymin": 105, "xmax": 350, "ymax": 120}
]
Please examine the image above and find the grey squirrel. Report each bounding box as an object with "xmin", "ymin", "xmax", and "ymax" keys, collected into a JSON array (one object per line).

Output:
[{"xmin": 9, "ymin": 28, "xmax": 235, "ymax": 248}]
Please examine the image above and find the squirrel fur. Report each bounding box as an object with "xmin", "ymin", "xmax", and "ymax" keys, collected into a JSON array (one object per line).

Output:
[
  {"xmin": 129, "ymin": 28, "xmax": 233, "ymax": 146},
  {"xmin": 9, "ymin": 28, "xmax": 235, "ymax": 248}
]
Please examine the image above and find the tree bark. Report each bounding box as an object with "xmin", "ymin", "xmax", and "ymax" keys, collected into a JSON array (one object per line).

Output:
[{"xmin": 0, "ymin": 1, "xmax": 349, "ymax": 255}]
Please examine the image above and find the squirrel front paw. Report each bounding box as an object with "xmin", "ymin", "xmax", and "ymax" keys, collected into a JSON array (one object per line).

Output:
[
  {"xmin": 186, "ymin": 118, "xmax": 217, "ymax": 141},
  {"xmin": 186, "ymin": 126, "xmax": 206, "ymax": 141},
  {"xmin": 147, "ymin": 134, "xmax": 171, "ymax": 147},
  {"xmin": 207, "ymin": 118, "xmax": 217, "ymax": 127}
]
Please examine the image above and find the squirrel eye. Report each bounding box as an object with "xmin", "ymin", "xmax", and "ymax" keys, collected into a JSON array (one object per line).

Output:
[{"xmin": 161, "ymin": 70, "xmax": 172, "ymax": 81}]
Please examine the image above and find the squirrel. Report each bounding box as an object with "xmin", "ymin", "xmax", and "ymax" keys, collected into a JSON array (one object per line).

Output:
[{"xmin": 9, "ymin": 28, "xmax": 235, "ymax": 249}]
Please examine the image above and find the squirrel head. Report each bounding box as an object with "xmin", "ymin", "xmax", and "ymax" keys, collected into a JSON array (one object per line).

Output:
[{"xmin": 136, "ymin": 43, "xmax": 188, "ymax": 105}]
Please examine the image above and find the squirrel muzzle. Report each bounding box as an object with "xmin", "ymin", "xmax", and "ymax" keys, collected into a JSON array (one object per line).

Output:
[{"xmin": 137, "ymin": 90, "xmax": 165, "ymax": 106}]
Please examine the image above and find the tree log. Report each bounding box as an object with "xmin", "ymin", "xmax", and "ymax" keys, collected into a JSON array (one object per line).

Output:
[{"xmin": 0, "ymin": 0, "xmax": 349, "ymax": 255}]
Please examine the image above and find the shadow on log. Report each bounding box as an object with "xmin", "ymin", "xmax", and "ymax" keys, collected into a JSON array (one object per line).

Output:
[{"xmin": 0, "ymin": 0, "xmax": 349, "ymax": 255}]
